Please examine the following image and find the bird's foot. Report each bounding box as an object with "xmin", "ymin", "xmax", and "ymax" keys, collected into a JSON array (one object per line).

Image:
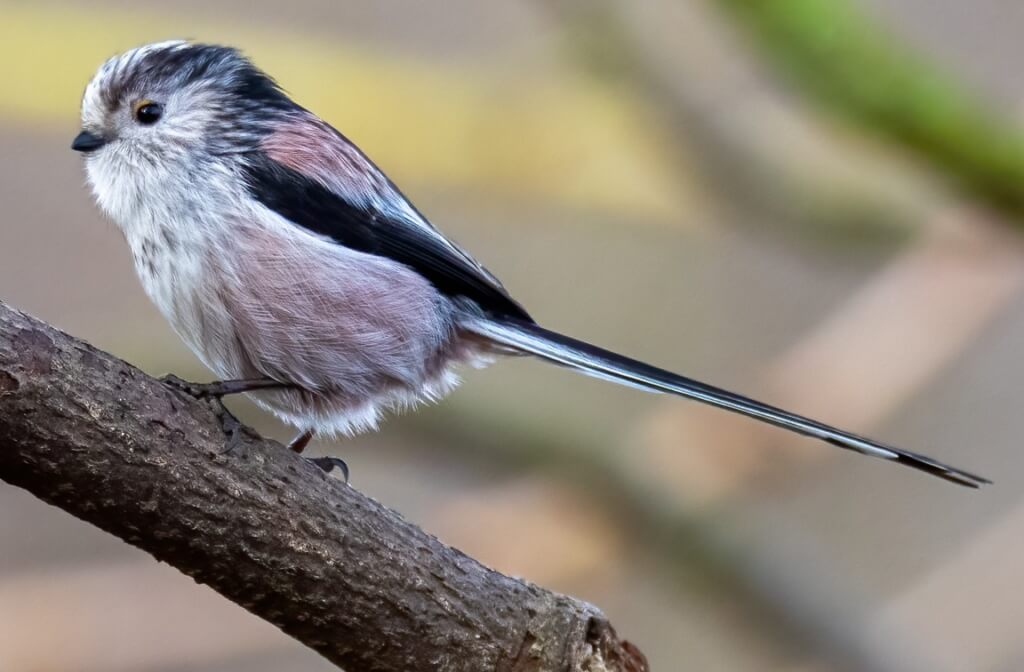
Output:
[
  {"xmin": 307, "ymin": 456, "xmax": 350, "ymax": 483},
  {"xmin": 216, "ymin": 404, "xmax": 246, "ymax": 456},
  {"xmin": 158, "ymin": 375, "xmax": 249, "ymax": 454},
  {"xmin": 160, "ymin": 374, "xmax": 287, "ymax": 399},
  {"xmin": 161, "ymin": 377, "xmax": 343, "ymax": 477}
]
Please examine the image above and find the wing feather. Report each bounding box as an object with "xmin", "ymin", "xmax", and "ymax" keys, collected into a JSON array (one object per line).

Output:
[{"xmin": 244, "ymin": 115, "xmax": 532, "ymax": 322}]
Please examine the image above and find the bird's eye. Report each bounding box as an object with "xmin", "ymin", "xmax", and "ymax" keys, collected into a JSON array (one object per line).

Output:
[{"xmin": 132, "ymin": 100, "xmax": 163, "ymax": 125}]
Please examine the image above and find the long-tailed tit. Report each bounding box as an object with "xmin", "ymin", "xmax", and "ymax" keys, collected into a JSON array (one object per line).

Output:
[{"xmin": 72, "ymin": 41, "xmax": 987, "ymax": 486}]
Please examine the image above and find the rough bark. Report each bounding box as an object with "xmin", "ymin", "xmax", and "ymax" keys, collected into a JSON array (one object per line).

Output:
[{"xmin": 0, "ymin": 301, "xmax": 647, "ymax": 672}]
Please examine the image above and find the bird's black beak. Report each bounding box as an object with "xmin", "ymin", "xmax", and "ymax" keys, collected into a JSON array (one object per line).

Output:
[{"xmin": 71, "ymin": 130, "xmax": 106, "ymax": 153}]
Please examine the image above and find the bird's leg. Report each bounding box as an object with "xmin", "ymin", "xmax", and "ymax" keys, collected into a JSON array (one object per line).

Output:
[
  {"xmin": 288, "ymin": 429, "xmax": 315, "ymax": 454},
  {"xmin": 288, "ymin": 429, "xmax": 350, "ymax": 483},
  {"xmin": 160, "ymin": 374, "xmax": 289, "ymax": 398}
]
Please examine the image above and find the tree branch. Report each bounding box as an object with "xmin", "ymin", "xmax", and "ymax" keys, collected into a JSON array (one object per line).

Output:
[{"xmin": 0, "ymin": 301, "xmax": 647, "ymax": 672}]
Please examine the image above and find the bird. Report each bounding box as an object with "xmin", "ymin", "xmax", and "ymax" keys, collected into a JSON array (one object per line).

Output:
[{"xmin": 72, "ymin": 40, "xmax": 988, "ymax": 487}]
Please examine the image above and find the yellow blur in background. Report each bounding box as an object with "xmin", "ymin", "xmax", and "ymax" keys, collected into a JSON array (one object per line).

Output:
[{"xmin": 1, "ymin": 1, "xmax": 1023, "ymax": 671}]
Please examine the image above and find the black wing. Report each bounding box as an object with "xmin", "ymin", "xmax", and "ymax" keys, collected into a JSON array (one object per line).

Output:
[{"xmin": 242, "ymin": 152, "xmax": 533, "ymax": 322}]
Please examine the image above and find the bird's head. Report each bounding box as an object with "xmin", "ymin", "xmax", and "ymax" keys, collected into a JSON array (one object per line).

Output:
[{"xmin": 74, "ymin": 41, "xmax": 296, "ymax": 215}]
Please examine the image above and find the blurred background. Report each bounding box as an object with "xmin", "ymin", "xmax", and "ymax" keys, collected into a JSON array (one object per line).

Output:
[{"xmin": 1, "ymin": 0, "xmax": 1023, "ymax": 670}]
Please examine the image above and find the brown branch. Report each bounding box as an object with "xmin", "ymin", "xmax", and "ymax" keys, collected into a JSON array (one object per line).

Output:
[{"xmin": 0, "ymin": 301, "xmax": 647, "ymax": 672}]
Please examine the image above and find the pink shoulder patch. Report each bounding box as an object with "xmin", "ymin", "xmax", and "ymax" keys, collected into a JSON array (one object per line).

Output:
[{"xmin": 261, "ymin": 115, "xmax": 389, "ymax": 199}]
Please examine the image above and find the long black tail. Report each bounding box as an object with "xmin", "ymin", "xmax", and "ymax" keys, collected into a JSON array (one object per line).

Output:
[{"xmin": 468, "ymin": 318, "xmax": 989, "ymax": 488}]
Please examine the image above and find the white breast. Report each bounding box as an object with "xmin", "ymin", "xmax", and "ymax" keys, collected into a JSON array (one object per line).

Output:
[{"xmin": 86, "ymin": 153, "xmax": 246, "ymax": 378}]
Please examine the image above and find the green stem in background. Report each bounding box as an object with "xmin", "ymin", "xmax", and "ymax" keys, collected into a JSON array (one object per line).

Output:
[{"xmin": 718, "ymin": 0, "xmax": 1024, "ymax": 220}]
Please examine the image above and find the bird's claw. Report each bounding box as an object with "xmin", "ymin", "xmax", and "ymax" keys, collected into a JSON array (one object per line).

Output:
[
  {"xmin": 307, "ymin": 456, "xmax": 350, "ymax": 483},
  {"xmin": 217, "ymin": 407, "xmax": 245, "ymax": 456}
]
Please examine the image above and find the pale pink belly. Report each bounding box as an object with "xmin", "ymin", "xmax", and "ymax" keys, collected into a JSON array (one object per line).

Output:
[{"xmin": 174, "ymin": 221, "xmax": 484, "ymax": 435}]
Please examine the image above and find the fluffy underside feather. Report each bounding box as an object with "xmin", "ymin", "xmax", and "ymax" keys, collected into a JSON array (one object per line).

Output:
[{"xmin": 180, "ymin": 213, "xmax": 497, "ymax": 438}]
